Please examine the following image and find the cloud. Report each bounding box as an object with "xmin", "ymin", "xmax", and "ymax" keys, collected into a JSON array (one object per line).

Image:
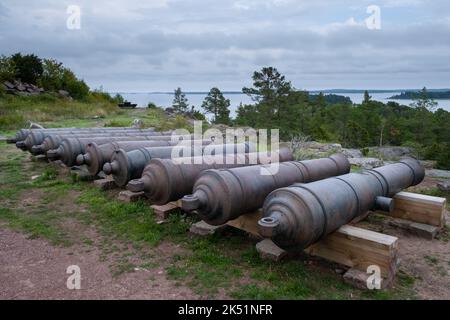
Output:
[{"xmin": 0, "ymin": 0, "xmax": 449, "ymax": 91}]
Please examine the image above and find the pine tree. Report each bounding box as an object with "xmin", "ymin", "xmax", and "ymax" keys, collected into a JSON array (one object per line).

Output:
[
  {"xmin": 201, "ymin": 87, "xmax": 230, "ymax": 124},
  {"xmin": 363, "ymin": 90, "xmax": 372, "ymax": 104},
  {"xmin": 411, "ymin": 87, "xmax": 437, "ymax": 111},
  {"xmin": 172, "ymin": 87, "xmax": 189, "ymax": 114}
]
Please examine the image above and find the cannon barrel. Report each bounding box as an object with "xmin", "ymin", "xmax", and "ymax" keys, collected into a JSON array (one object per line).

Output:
[
  {"xmin": 181, "ymin": 153, "xmax": 350, "ymax": 225},
  {"xmin": 22, "ymin": 129, "xmax": 170, "ymax": 152},
  {"xmin": 46, "ymin": 135, "xmax": 191, "ymax": 166},
  {"xmin": 8, "ymin": 127, "xmax": 158, "ymax": 144},
  {"xmin": 127, "ymin": 147, "xmax": 294, "ymax": 205},
  {"xmin": 8, "ymin": 127, "xmax": 136, "ymax": 144},
  {"xmin": 258, "ymin": 159, "xmax": 425, "ymax": 249},
  {"xmin": 32, "ymin": 132, "xmax": 190, "ymax": 156},
  {"xmin": 104, "ymin": 143, "xmax": 255, "ymax": 187},
  {"xmin": 77, "ymin": 139, "xmax": 214, "ymax": 176}
]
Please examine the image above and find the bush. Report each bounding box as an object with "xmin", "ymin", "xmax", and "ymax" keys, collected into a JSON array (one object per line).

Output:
[
  {"xmin": 10, "ymin": 53, "xmax": 43, "ymax": 84},
  {"xmin": 0, "ymin": 112, "xmax": 26, "ymax": 130},
  {"xmin": 147, "ymin": 102, "xmax": 158, "ymax": 109},
  {"xmin": 104, "ymin": 119, "xmax": 131, "ymax": 127},
  {"xmin": 0, "ymin": 55, "xmax": 15, "ymax": 82},
  {"xmin": 361, "ymin": 147, "xmax": 370, "ymax": 157},
  {"xmin": 89, "ymin": 90, "xmax": 123, "ymax": 104},
  {"xmin": 192, "ymin": 110, "xmax": 205, "ymax": 120}
]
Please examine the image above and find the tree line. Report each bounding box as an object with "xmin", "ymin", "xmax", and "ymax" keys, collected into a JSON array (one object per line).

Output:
[
  {"xmin": 171, "ymin": 67, "xmax": 450, "ymax": 169},
  {"xmin": 0, "ymin": 53, "xmax": 123, "ymax": 103}
]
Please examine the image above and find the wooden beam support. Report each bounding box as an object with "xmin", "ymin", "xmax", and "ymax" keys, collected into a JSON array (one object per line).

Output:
[
  {"xmin": 378, "ymin": 192, "xmax": 446, "ymax": 228},
  {"xmin": 305, "ymin": 225, "xmax": 398, "ymax": 279},
  {"xmin": 151, "ymin": 202, "xmax": 180, "ymax": 220}
]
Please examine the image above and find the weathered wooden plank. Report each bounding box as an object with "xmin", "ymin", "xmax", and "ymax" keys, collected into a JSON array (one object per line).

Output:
[
  {"xmin": 151, "ymin": 202, "xmax": 180, "ymax": 220},
  {"xmin": 227, "ymin": 210, "xmax": 263, "ymax": 236},
  {"xmin": 305, "ymin": 225, "xmax": 398, "ymax": 278},
  {"xmin": 379, "ymin": 192, "xmax": 446, "ymax": 227}
]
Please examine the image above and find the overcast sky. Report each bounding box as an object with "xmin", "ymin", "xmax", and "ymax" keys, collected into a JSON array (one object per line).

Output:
[{"xmin": 0, "ymin": 0, "xmax": 449, "ymax": 92}]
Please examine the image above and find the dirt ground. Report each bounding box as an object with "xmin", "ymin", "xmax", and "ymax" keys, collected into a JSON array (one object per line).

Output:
[{"xmin": 0, "ymin": 224, "xmax": 198, "ymax": 300}]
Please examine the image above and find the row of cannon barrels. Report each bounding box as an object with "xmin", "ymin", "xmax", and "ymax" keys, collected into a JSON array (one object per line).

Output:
[{"xmin": 7, "ymin": 126, "xmax": 425, "ymax": 251}]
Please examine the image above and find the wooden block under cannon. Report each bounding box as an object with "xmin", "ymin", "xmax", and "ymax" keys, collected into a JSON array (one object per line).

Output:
[
  {"xmin": 304, "ymin": 225, "xmax": 399, "ymax": 280},
  {"xmin": 377, "ymin": 192, "xmax": 446, "ymax": 228},
  {"xmin": 117, "ymin": 190, "xmax": 145, "ymax": 203},
  {"xmin": 93, "ymin": 177, "xmax": 116, "ymax": 191},
  {"xmin": 226, "ymin": 211, "xmax": 399, "ymax": 286},
  {"xmin": 151, "ymin": 202, "xmax": 180, "ymax": 220}
]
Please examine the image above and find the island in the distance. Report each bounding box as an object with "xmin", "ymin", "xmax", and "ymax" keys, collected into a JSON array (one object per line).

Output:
[{"xmin": 389, "ymin": 90, "xmax": 450, "ymax": 100}]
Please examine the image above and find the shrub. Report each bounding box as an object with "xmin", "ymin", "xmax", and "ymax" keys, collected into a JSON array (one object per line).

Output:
[
  {"xmin": 147, "ymin": 101, "xmax": 158, "ymax": 109},
  {"xmin": 10, "ymin": 53, "xmax": 43, "ymax": 84},
  {"xmin": 361, "ymin": 147, "xmax": 370, "ymax": 157}
]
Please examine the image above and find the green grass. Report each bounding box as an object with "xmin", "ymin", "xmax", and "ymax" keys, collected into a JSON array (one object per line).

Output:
[
  {"xmin": 424, "ymin": 255, "xmax": 439, "ymax": 266},
  {"xmin": 0, "ymin": 94, "xmax": 188, "ymax": 133},
  {"xmin": 416, "ymin": 187, "xmax": 450, "ymax": 210},
  {"xmin": 0, "ymin": 207, "xmax": 72, "ymax": 246}
]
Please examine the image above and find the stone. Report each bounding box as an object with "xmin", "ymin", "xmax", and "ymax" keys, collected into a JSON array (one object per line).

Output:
[
  {"xmin": 349, "ymin": 157, "xmax": 384, "ymax": 169},
  {"xmin": 132, "ymin": 119, "xmax": 144, "ymax": 128},
  {"xmin": 420, "ymin": 160, "xmax": 437, "ymax": 169},
  {"xmin": 426, "ymin": 169, "xmax": 450, "ymax": 179},
  {"xmin": 70, "ymin": 167, "xmax": 96, "ymax": 181},
  {"xmin": 58, "ymin": 90, "xmax": 70, "ymax": 97},
  {"xmin": 343, "ymin": 268, "xmax": 393, "ymax": 290},
  {"xmin": 256, "ymin": 239, "xmax": 287, "ymax": 262},
  {"xmin": 27, "ymin": 121, "xmax": 45, "ymax": 129},
  {"xmin": 320, "ymin": 143, "xmax": 342, "ymax": 152},
  {"xmin": 374, "ymin": 146, "xmax": 413, "ymax": 160},
  {"xmin": 117, "ymin": 190, "xmax": 145, "ymax": 203},
  {"xmin": 93, "ymin": 178, "xmax": 116, "ymax": 191},
  {"xmin": 3, "ymin": 81, "xmax": 14, "ymax": 89},
  {"xmin": 189, "ymin": 221, "xmax": 227, "ymax": 236},
  {"xmin": 342, "ymin": 148, "xmax": 363, "ymax": 158},
  {"xmin": 151, "ymin": 202, "xmax": 179, "ymax": 220},
  {"xmin": 437, "ymin": 181, "xmax": 450, "ymax": 193},
  {"xmin": 385, "ymin": 218, "xmax": 440, "ymax": 240}
]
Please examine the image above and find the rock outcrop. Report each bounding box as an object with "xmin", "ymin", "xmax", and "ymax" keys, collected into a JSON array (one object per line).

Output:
[{"xmin": 2, "ymin": 80, "xmax": 44, "ymax": 96}]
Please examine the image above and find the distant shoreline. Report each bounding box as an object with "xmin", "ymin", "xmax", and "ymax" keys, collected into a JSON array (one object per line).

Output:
[{"xmin": 115, "ymin": 88, "xmax": 450, "ymax": 95}]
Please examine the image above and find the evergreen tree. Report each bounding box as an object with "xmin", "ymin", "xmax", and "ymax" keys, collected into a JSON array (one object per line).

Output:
[
  {"xmin": 201, "ymin": 87, "xmax": 230, "ymax": 124},
  {"xmin": 242, "ymin": 67, "xmax": 292, "ymax": 128},
  {"xmin": 172, "ymin": 87, "xmax": 189, "ymax": 114},
  {"xmin": 411, "ymin": 87, "xmax": 438, "ymax": 111},
  {"xmin": 316, "ymin": 92, "xmax": 327, "ymax": 108},
  {"xmin": 363, "ymin": 90, "xmax": 372, "ymax": 104}
]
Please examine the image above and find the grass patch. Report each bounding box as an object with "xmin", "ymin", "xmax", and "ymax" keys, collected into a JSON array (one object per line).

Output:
[
  {"xmin": 424, "ymin": 255, "xmax": 439, "ymax": 266},
  {"xmin": 416, "ymin": 187, "xmax": 450, "ymax": 210},
  {"xmin": 0, "ymin": 207, "xmax": 72, "ymax": 246}
]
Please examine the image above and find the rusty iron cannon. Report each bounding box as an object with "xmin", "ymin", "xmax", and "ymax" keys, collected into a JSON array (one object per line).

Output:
[
  {"xmin": 104, "ymin": 143, "xmax": 255, "ymax": 187},
  {"xmin": 31, "ymin": 132, "xmax": 189, "ymax": 156},
  {"xmin": 20, "ymin": 129, "xmax": 171, "ymax": 152},
  {"xmin": 76, "ymin": 139, "xmax": 214, "ymax": 176},
  {"xmin": 181, "ymin": 154, "xmax": 351, "ymax": 225},
  {"xmin": 258, "ymin": 159, "xmax": 425, "ymax": 249},
  {"xmin": 46, "ymin": 135, "xmax": 190, "ymax": 166},
  {"xmin": 127, "ymin": 148, "xmax": 294, "ymax": 205},
  {"xmin": 8, "ymin": 126, "xmax": 155, "ymax": 144}
]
